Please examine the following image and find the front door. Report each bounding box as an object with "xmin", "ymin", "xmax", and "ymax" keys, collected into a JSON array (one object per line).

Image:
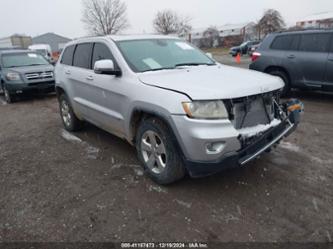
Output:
[{"xmin": 86, "ymin": 42, "xmax": 127, "ymax": 136}]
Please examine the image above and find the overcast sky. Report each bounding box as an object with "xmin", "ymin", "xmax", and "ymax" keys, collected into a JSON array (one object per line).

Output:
[{"xmin": 0, "ymin": 0, "xmax": 332, "ymax": 39}]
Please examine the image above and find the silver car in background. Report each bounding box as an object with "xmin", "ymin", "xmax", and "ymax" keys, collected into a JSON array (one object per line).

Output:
[{"xmin": 55, "ymin": 35, "xmax": 302, "ymax": 184}]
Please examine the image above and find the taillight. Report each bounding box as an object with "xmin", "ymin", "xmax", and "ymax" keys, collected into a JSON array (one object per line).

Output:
[{"xmin": 252, "ymin": 52, "xmax": 261, "ymax": 62}]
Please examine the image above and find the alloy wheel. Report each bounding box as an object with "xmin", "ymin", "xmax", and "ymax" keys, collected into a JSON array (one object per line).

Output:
[
  {"xmin": 61, "ymin": 100, "xmax": 72, "ymax": 127},
  {"xmin": 141, "ymin": 130, "xmax": 167, "ymax": 174}
]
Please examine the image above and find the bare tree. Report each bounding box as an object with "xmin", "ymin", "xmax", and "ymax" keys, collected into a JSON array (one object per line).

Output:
[
  {"xmin": 256, "ymin": 9, "xmax": 285, "ymax": 39},
  {"xmin": 82, "ymin": 0, "xmax": 129, "ymax": 35},
  {"xmin": 201, "ymin": 27, "xmax": 220, "ymax": 48},
  {"xmin": 153, "ymin": 10, "xmax": 192, "ymax": 35}
]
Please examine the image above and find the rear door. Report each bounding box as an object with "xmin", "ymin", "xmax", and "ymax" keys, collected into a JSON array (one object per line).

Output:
[
  {"xmin": 57, "ymin": 44, "xmax": 77, "ymax": 105},
  {"xmin": 324, "ymin": 34, "xmax": 333, "ymax": 89},
  {"xmin": 287, "ymin": 33, "xmax": 330, "ymax": 88},
  {"xmin": 70, "ymin": 43, "xmax": 95, "ymax": 117}
]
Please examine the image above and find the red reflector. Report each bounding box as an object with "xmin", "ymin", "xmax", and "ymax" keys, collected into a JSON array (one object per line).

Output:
[{"xmin": 252, "ymin": 52, "xmax": 261, "ymax": 62}]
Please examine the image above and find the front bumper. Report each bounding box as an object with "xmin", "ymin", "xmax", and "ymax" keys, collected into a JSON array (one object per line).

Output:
[
  {"xmin": 6, "ymin": 81, "xmax": 55, "ymax": 94},
  {"xmin": 174, "ymin": 111, "xmax": 300, "ymax": 178}
]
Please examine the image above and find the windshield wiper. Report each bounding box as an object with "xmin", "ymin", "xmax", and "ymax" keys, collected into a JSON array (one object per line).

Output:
[
  {"xmin": 175, "ymin": 62, "xmax": 216, "ymax": 67},
  {"xmin": 29, "ymin": 64, "xmax": 47, "ymax": 66},
  {"xmin": 141, "ymin": 67, "xmax": 175, "ymax": 73}
]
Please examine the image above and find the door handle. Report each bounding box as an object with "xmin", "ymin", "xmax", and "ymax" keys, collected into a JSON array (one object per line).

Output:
[
  {"xmin": 287, "ymin": 55, "xmax": 296, "ymax": 59},
  {"xmin": 328, "ymin": 58, "xmax": 333, "ymax": 62},
  {"xmin": 65, "ymin": 70, "xmax": 71, "ymax": 75},
  {"xmin": 86, "ymin": 75, "xmax": 94, "ymax": 81}
]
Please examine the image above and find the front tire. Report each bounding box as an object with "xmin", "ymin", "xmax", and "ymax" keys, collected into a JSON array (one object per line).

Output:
[
  {"xmin": 136, "ymin": 118, "xmax": 185, "ymax": 185},
  {"xmin": 3, "ymin": 85, "xmax": 15, "ymax": 104},
  {"xmin": 59, "ymin": 93, "xmax": 83, "ymax": 131}
]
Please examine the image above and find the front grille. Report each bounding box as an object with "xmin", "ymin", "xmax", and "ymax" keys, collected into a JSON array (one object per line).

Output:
[
  {"xmin": 225, "ymin": 91, "xmax": 280, "ymax": 130},
  {"xmin": 25, "ymin": 71, "xmax": 53, "ymax": 80},
  {"xmin": 28, "ymin": 81, "xmax": 55, "ymax": 86}
]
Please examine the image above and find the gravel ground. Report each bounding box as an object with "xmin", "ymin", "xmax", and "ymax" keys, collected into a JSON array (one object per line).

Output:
[{"xmin": 0, "ymin": 57, "xmax": 333, "ymax": 244}]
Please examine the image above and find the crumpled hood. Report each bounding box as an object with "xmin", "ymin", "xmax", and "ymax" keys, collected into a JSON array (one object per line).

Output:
[{"xmin": 138, "ymin": 65, "xmax": 284, "ymax": 100}]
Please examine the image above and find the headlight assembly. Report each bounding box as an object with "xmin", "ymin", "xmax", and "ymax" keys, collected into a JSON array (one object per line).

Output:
[
  {"xmin": 6, "ymin": 72, "xmax": 21, "ymax": 81},
  {"xmin": 182, "ymin": 100, "xmax": 229, "ymax": 119}
]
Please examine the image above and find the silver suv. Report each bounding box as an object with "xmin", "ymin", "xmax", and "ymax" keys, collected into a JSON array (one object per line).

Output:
[{"xmin": 55, "ymin": 35, "xmax": 302, "ymax": 184}]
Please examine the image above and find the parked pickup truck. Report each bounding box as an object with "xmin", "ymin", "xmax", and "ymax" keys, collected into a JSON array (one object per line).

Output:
[{"xmin": 55, "ymin": 35, "xmax": 303, "ymax": 184}]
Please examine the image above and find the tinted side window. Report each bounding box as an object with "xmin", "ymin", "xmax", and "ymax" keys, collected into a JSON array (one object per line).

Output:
[
  {"xmin": 271, "ymin": 35, "xmax": 292, "ymax": 50},
  {"xmin": 60, "ymin": 45, "xmax": 75, "ymax": 65},
  {"xmin": 92, "ymin": 43, "xmax": 115, "ymax": 67},
  {"xmin": 329, "ymin": 35, "xmax": 333, "ymax": 52},
  {"xmin": 73, "ymin": 43, "xmax": 93, "ymax": 69},
  {"xmin": 299, "ymin": 34, "xmax": 330, "ymax": 52},
  {"xmin": 271, "ymin": 35, "xmax": 300, "ymax": 51},
  {"xmin": 289, "ymin": 35, "xmax": 300, "ymax": 51}
]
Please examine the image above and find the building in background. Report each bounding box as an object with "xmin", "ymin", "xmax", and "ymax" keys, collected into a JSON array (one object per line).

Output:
[
  {"xmin": 217, "ymin": 22, "xmax": 257, "ymax": 47},
  {"xmin": 187, "ymin": 22, "xmax": 257, "ymax": 48},
  {"xmin": 296, "ymin": 12, "xmax": 333, "ymax": 29},
  {"xmin": 32, "ymin": 32, "xmax": 71, "ymax": 58},
  {"xmin": 0, "ymin": 34, "xmax": 32, "ymax": 49}
]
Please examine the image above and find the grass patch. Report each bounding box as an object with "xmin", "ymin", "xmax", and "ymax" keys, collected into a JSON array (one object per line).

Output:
[{"xmin": 203, "ymin": 47, "xmax": 229, "ymax": 56}]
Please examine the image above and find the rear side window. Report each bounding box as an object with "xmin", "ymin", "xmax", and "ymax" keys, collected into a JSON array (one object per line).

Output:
[
  {"xmin": 271, "ymin": 35, "xmax": 300, "ymax": 51},
  {"xmin": 73, "ymin": 43, "xmax": 93, "ymax": 69},
  {"xmin": 92, "ymin": 43, "xmax": 115, "ymax": 67},
  {"xmin": 299, "ymin": 34, "xmax": 331, "ymax": 53},
  {"xmin": 60, "ymin": 45, "xmax": 75, "ymax": 65}
]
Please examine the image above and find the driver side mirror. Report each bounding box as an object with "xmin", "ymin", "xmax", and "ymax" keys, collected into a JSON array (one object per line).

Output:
[{"xmin": 94, "ymin": 59, "xmax": 121, "ymax": 76}]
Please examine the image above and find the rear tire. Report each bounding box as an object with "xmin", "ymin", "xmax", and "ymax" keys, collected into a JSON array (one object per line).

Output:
[
  {"xmin": 59, "ymin": 93, "xmax": 83, "ymax": 132},
  {"xmin": 136, "ymin": 118, "xmax": 185, "ymax": 185},
  {"xmin": 268, "ymin": 70, "xmax": 290, "ymax": 97}
]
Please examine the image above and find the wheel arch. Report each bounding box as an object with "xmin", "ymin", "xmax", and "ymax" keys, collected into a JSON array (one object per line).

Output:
[
  {"xmin": 128, "ymin": 108, "xmax": 186, "ymax": 158},
  {"xmin": 264, "ymin": 66, "xmax": 291, "ymax": 84},
  {"xmin": 55, "ymin": 86, "xmax": 66, "ymax": 97}
]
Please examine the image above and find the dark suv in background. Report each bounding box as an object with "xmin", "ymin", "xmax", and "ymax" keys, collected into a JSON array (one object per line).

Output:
[
  {"xmin": 229, "ymin": 41, "xmax": 260, "ymax": 56},
  {"xmin": 0, "ymin": 50, "xmax": 55, "ymax": 103},
  {"xmin": 249, "ymin": 30, "xmax": 333, "ymax": 95}
]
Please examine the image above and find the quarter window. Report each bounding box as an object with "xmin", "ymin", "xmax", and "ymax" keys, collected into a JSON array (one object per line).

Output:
[
  {"xmin": 60, "ymin": 45, "xmax": 75, "ymax": 65},
  {"xmin": 73, "ymin": 43, "xmax": 93, "ymax": 69},
  {"xmin": 271, "ymin": 35, "xmax": 300, "ymax": 51},
  {"xmin": 299, "ymin": 34, "xmax": 331, "ymax": 53}
]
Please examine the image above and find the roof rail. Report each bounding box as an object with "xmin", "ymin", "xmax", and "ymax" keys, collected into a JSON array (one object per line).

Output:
[{"xmin": 275, "ymin": 27, "xmax": 333, "ymax": 33}]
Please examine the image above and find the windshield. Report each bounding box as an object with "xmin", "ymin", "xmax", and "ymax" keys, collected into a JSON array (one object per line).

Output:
[
  {"xmin": 116, "ymin": 39, "xmax": 215, "ymax": 73},
  {"xmin": 240, "ymin": 42, "xmax": 249, "ymax": 47},
  {"xmin": 35, "ymin": 49, "xmax": 48, "ymax": 56},
  {"xmin": 1, "ymin": 53, "xmax": 50, "ymax": 68}
]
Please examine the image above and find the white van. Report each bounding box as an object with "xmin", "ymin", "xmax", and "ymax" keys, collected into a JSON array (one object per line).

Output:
[{"xmin": 28, "ymin": 44, "xmax": 53, "ymax": 62}]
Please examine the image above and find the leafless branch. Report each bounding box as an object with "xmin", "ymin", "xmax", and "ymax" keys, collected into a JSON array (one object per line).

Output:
[
  {"xmin": 81, "ymin": 0, "xmax": 129, "ymax": 35},
  {"xmin": 153, "ymin": 10, "xmax": 192, "ymax": 35}
]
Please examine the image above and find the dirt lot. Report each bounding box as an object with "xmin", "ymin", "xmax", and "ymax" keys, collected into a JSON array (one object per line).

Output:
[{"xmin": 0, "ymin": 56, "xmax": 333, "ymax": 244}]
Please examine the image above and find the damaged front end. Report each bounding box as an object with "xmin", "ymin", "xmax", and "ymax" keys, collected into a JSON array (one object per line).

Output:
[
  {"xmin": 224, "ymin": 91, "xmax": 303, "ymax": 165},
  {"xmin": 183, "ymin": 91, "xmax": 303, "ymax": 178}
]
